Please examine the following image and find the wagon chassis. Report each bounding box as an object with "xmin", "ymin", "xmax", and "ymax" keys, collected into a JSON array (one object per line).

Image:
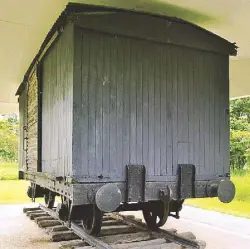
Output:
[{"xmin": 24, "ymin": 165, "xmax": 234, "ymax": 235}]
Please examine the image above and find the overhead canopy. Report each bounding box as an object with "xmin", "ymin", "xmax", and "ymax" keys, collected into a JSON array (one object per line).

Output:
[{"xmin": 0, "ymin": 0, "xmax": 249, "ymax": 113}]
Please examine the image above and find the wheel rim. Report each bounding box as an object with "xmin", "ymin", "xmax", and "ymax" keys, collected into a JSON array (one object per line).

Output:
[
  {"xmin": 44, "ymin": 191, "xmax": 55, "ymax": 209},
  {"xmin": 81, "ymin": 205, "xmax": 103, "ymax": 235},
  {"xmin": 142, "ymin": 201, "xmax": 169, "ymax": 230}
]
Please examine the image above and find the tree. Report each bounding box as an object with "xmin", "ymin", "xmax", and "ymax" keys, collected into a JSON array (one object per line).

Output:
[
  {"xmin": 230, "ymin": 97, "xmax": 250, "ymax": 170},
  {"xmin": 230, "ymin": 98, "xmax": 250, "ymax": 123},
  {"xmin": 0, "ymin": 114, "xmax": 18, "ymax": 162}
]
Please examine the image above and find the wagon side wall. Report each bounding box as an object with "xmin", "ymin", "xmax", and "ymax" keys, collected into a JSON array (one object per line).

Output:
[
  {"xmin": 26, "ymin": 70, "xmax": 38, "ymax": 172},
  {"xmin": 18, "ymin": 87, "xmax": 27, "ymax": 172},
  {"xmin": 41, "ymin": 23, "xmax": 74, "ymax": 177},
  {"xmin": 72, "ymin": 26, "xmax": 230, "ymax": 183}
]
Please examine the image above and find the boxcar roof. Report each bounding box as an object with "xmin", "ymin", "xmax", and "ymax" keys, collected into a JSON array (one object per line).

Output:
[{"xmin": 16, "ymin": 2, "xmax": 237, "ymax": 96}]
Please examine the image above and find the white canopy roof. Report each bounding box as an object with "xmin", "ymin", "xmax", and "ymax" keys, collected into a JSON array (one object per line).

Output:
[{"xmin": 1, "ymin": 0, "xmax": 249, "ymax": 113}]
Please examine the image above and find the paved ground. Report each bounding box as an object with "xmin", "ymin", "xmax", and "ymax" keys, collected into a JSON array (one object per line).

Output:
[
  {"xmin": 0, "ymin": 203, "xmax": 249, "ymax": 249},
  {"xmin": 126, "ymin": 205, "xmax": 250, "ymax": 249},
  {"xmin": 0, "ymin": 204, "xmax": 59, "ymax": 249}
]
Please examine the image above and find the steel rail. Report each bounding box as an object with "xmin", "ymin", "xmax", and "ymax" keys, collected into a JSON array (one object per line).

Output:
[
  {"xmin": 107, "ymin": 213, "xmax": 201, "ymax": 249},
  {"xmin": 39, "ymin": 204, "xmax": 203, "ymax": 249},
  {"xmin": 39, "ymin": 204, "xmax": 112, "ymax": 249}
]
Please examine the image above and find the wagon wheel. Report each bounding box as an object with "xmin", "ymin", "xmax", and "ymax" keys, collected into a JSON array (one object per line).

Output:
[
  {"xmin": 44, "ymin": 191, "xmax": 55, "ymax": 209},
  {"xmin": 81, "ymin": 205, "xmax": 103, "ymax": 235},
  {"xmin": 142, "ymin": 201, "xmax": 169, "ymax": 230}
]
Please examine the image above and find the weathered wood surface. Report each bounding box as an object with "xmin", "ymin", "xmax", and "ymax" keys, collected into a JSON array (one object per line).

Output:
[
  {"xmin": 72, "ymin": 28, "xmax": 229, "ymax": 181},
  {"xmin": 59, "ymin": 239, "xmax": 88, "ymax": 249},
  {"xmin": 18, "ymin": 87, "xmax": 27, "ymax": 171},
  {"xmin": 24, "ymin": 206, "xmax": 205, "ymax": 249},
  {"xmin": 27, "ymin": 70, "xmax": 38, "ymax": 171},
  {"xmin": 41, "ymin": 24, "xmax": 74, "ymax": 176},
  {"xmin": 51, "ymin": 230, "xmax": 79, "ymax": 242},
  {"xmin": 71, "ymin": 11, "xmax": 236, "ymax": 56}
]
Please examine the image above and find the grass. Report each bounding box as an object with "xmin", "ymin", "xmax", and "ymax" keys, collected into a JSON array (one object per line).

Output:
[
  {"xmin": 0, "ymin": 162, "xmax": 18, "ymax": 180},
  {"xmin": 186, "ymin": 173, "xmax": 250, "ymax": 219},
  {"xmin": 0, "ymin": 180, "xmax": 31, "ymax": 204}
]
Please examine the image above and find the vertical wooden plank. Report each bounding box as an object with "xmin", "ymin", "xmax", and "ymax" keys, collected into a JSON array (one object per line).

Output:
[
  {"xmin": 65, "ymin": 26, "xmax": 73, "ymax": 177},
  {"xmin": 80, "ymin": 32, "xmax": 90, "ymax": 177},
  {"xmin": 88, "ymin": 33, "xmax": 97, "ymax": 177},
  {"xmin": 72, "ymin": 26, "xmax": 83, "ymax": 177},
  {"xmin": 204, "ymin": 53, "xmax": 210, "ymax": 175},
  {"xmin": 122, "ymin": 39, "xmax": 130, "ymax": 169},
  {"xmin": 142, "ymin": 42, "xmax": 149, "ymax": 173},
  {"xmin": 53, "ymin": 46, "xmax": 58, "ymax": 175},
  {"xmin": 160, "ymin": 45, "xmax": 167, "ymax": 176},
  {"xmin": 198, "ymin": 53, "xmax": 205, "ymax": 175},
  {"xmin": 171, "ymin": 46, "xmax": 178, "ymax": 176},
  {"xmin": 56, "ymin": 35, "xmax": 62, "ymax": 176},
  {"xmin": 41, "ymin": 59, "xmax": 46, "ymax": 173},
  {"xmin": 46, "ymin": 54, "xmax": 51, "ymax": 174},
  {"xmin": 218, "ymin": 55, "xmax": 229, "ymax": 176},
  {"xmin": 136, "ymin": 40, "xmax": 143, "ymax": 165},
  {"xmin": 218, "ymin": 55, "xmax": 224, "ymax": 175},
  {"xmin": 223, "ymin": 56, "xmax": 230, "ymax": 175},
  {"xmin": 109, "ymin": 36, "xmax": 118, "ymax": 176},
  {"xmin": 48, "ymin": 49, "xmax": 53, "ymax": 174},
  {"xmin": 177, "ymin": 49, "xmax": 189, "ymax": 165},
  {"xmin": 193, "ymin": 51, "xmax": 200, "ymax": 175},
  {"xmin": 188, "ymin": 50, "xmax": 194, "ymax": 166},
  {"xmin": 95, "ymin": 35, "xmax": 104, "ymax": 177},
  {"xmin": 166, "ymin": 46, "xmax": 173, "ymax": 176},
  {"xmin": 61, "ymin": 34, "xmax": 66, "ymax": 176},
  {"xmin": 116, "ymin": 37, "xmax": 124, "ymax": 178},
  {"xmin": 154, "ymin": 45, "xmax": 161, "ymax": 176},
  {"xmin": 129, "ymin": 41, "xmax": 137, "ymax": 164},
  {"xmin": 102, "ymin": 35, "xmax": 111, "ymax": 177},
  {"xmin": 178, "ymin": 143, "xmax": 189, "ymax": 164},
  {"xmin": 148, "ymin": 44, "xmax": 155, "ymax": 176},
  {"xmin": 177, "ymin": 48, "xmax": 189, "ymax": 165},
  {"xmin": 18, "ymin": 91, "xmax": 25, "ymax": 169},
  {"xmin": 208, "ymin": 53, "xmax": 215, "ymax": 175},
  {"xmin": 177, "ymin": 49, "xmax": 184, "ymax": 143},
  {"xmin": 53, "ymin": 42, "xmax": 57, "ymax": 174},
  {"xmin": 214, "ymin": 55, "xmax": 221, "ymax": 175}
]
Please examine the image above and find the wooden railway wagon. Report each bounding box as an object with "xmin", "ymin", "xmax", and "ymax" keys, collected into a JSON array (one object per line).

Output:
[{"xmin": 17, "ymin": 3, "xmax": 237, "ymax": 234}]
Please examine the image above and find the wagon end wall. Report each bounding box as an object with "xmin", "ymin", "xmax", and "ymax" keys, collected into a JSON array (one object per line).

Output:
[
  {"xmin": 40, "ymin": 23, "xmax": 74, "ymax": 177},
  {"xmin": 72, "ymin": 26, "xmax": 230, "ymax": 183}
]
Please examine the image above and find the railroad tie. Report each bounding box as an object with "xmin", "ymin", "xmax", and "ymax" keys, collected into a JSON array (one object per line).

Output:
[
  {"xmin": 29, "ymin": 212, "xmax": 49, "ymax": 220},
  {"xmin": 99, "ymin": 225, "xmax": 138, "ymax": 237},
  {"xmin": 100, "ymin": 231, "xmax": 159, "ymax": 244},
  {"xmin": 23, "ymin": 206, "xmax": 206, "ymax": 249},
  {"xmin": 59, "ymin": 239, "xmax": 88, "ymax": 249},
  {"xmin": 35, "ymin": 216, "xmax": 55, "ymax": 223},
  {"xmin": 38, "ymin": 219, "xmax": 62, "ymax": 228},
  {"xmin": 48, "ymin": 225, "xmax": 69, "ymax": 233},
  {"xmin": 51, "ymin": 230, "xmax": 80, "ymax": 242},
  {"xmin": 23, "ymin": 207, "xmax": 40, "ymax": 213}
]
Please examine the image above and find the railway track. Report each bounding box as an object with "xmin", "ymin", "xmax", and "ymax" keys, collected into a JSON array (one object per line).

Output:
[{"xmin": 23, "ymin": 205, "xmax": 206, "ymax": 249}]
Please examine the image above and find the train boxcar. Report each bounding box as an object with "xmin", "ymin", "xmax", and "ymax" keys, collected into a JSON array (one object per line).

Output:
[{"xmin": 16, "ymin": 3, "xmax": 237, "ymax": 234}]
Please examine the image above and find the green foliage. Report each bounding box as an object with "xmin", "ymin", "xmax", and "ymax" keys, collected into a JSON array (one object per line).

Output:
[
  {"xmin": 230, "ymin": 97, "xmax": 250, "ymax": 170},
  {"xmin": 0, "ymin": 114, "xmax": 18, "ymax": 162},
  {"xmin": 230, "ymin": 98, "xmax": 250, "ymax": 123}
]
